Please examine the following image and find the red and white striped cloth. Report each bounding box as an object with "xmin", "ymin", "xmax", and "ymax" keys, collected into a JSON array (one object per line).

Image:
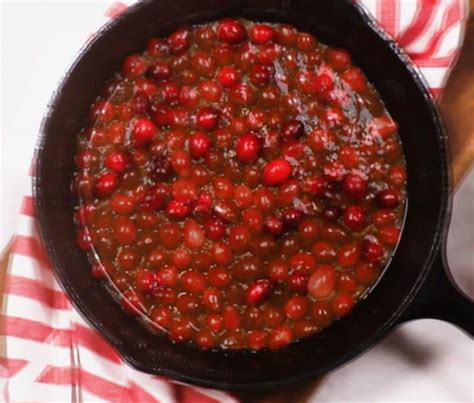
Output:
[{"xmin": 0, "ymin": 1, "xmax": 467, "ymax": 401}]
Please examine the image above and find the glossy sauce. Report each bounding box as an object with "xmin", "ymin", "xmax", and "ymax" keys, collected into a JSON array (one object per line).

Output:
[{"xmin": 73, "ymin": 19, "xmax": 407, "ymax": 351}]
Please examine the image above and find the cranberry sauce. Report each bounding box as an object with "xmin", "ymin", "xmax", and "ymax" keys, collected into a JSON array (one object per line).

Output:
[{"xmin": 73, "ymin": 19, "xmax": 407, "ymax": 351}]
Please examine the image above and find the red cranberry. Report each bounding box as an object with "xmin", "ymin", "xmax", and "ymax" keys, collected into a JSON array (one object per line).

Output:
[
  {"xmin": 152, "ymin": 156, "xmax": 174, "ymax": 181},
  {"xmin": 325, "ymin": 48, "xmax": 351, "ymax": 70},
  {"xmin": 249, "ymin": 24, "xmax": 275, "ymax": 44},
  {"xmin": 211, "ymin": 242, "xmax": 234, "ymax": 266},
  {"xmin": 146, "ymin": 61, "xmax": 171, "ymax": 81},
  {"xmin": 172, "ymin": 179, "xmax": 198, "ymax": 203},
  {"xmin": 380, "ymin": 226, "xmax": 400, "ymax": 245},
  {"xmin": 236, "ymin": 133, "xmax": 260, "ymax": 163},
  {"xmin": 150, "ymin": 306, "xmax": 172, "ymax": 330},
  {"xmin": 114, "ymin": 216, "xmax": 137, "ymax": 244},
  {"xmin": 355, "ymin": 261, "xmax": 378, "ymax": 284},
  {"xmin": 121, "ymin": 290, "xmax": 145, "ymax": 315},
  {"xmin": 332, "ymin": 293, "xmax": 355, "ymax": 317},
  {"xmin": 285, "ymin": 297, "xmax": 309, "ymax": 321},
  {"xmin": 229, "ymin": 225, "xmax": 251, "ymax": 253},
  {"xmin": 342, "ymin": 67, "xmax": 367, "ymax": 92},
  {"xmin": 338, "ymin": 242, "xmax": 361, "ymax": 268},
  {"xmin": 376, "ymin": 189, "xmax": 400, "ymax": 208},
  {"xmin": 265, "ymin": 216, "xmax": 284, "ymax": 237},
  {"xmin": 282, "ymin": 120, "xmax": 304, "ymax": 141},
  {"xmin": 313, "ymin": 241, "xmax": 337, "ymax": 263},
  {"xmin": 361, "ymin": 239, "xmax": 384, "ymax": 263},
  {"xmin": 196, "ymin": 107, "xmax": 219, "ymax": 131},
  {"xmin": 166, "ymin": 200, "xmax": 190, "ymax": 220},
  {"xmin": 268, "ymin": 258, "xmax": 289, "ymax": 282},
  {"xmin": 313, "ymin": 300, "xmax": 334, "ymax": 327},
  {"xmin": 132, "ymin": 118, "xmax": 156, "ymax": 147},
  {"xmin": 136, "ymin": 270, "xmax": 156, "ymax": 294},
  {"xmin": 217, "ymin": 66, "xmax": 240, "ymax": 87},
  {"xmin": 246, "ymin": 279, "xmax": 273, "ymax": 305},
  {"xmin": 183, "ymin": 219, "xmax": 205, "ymax": 249},
  {"xmin": 269, "ymin": 325, "xmax": 293, "ymax": 350},
  {"xmin": 95, "ymin": 172, "xmax": 118, "ymax": 198},
  {"xmin": 147, "ymin": 37, "xmax": 169, "ymax": 56},
  {"xmin": 248, "ymin": 330, "xmax": 268, "ymax": 350},
  {"xmin": 308, "ymin": 265, "xmax": 337, "ymax": 298},
  {"xmin": 76, "ymin": 229, "xmax": 93, "ymax": 251},
  {"xmin": 324, "ymin": 161, "xmax": 345, "ymax": 182},
  {"xmin": 193, "ymin": 192, "xmax": 213, "ymax": 217},
  {"xmin": 122, "ymin": 54, "xmax": 146, "ymax": 78},
  {"xmin": 168, "ymin": 27, "xmax": 191, "ymax": 53},
  {"xmin": 158, "ymin": 223, "xmax": 182, "ymax": 249},
  {"xmin": 105, "ymin": 150, "xmax": 128, "ymax": 173},
  {"xmin": 342, "ymin": 173, "xmax": 367, "ymax": 197},
  {"xmin": 263, "ymin": 159, "xmax": 292, "ymax": 186},
  {"xmin": 322, "ymin": 206, "xmax": 341, "ymax": 222},
  {"xmin": 203, "ymin": 217, "xmax": 225, "ymax": 241},
  {"xmin": 217, "ymin": 19, "xmax": 247, "ymax": 44},
  {"xmin": 111, "ymin": 194, "xmax": 135, "ymax": 215},
  {"xmin": 188, "ymin": 132, "xmax": 211, "ymax": 158},
  {"xmin": 282, "ymin": 208, "xmax": 304, "ymax": 229},
  {"xmin": 343, "ymin": 206, "xmax": 366, "ymax": 231},
  {"xmin": 235, "ymin": 185, "xmax": 254, "ymax": 208},
  {"xmin": 303, "ymin": 175, "xmax": 328, "ymax": 197},
  {"xmin": 181, "ymin": 271, "xmax": 207, "ymax": 294},
  {"xmin": 288, "ymin": 272, "xmax": 309, "ymax": 294},
  {"xmin": 249, "ymin": 63, "xmax": 274, "ymax": 87}
]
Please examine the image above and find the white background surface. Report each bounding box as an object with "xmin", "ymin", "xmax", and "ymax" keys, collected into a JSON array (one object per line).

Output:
[{"xmin": 1, "ymin": 1, "xmax": 472, "ymax": 401}]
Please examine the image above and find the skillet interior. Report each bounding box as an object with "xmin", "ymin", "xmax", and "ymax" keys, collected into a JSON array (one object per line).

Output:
[{"xmin": 34, "ymin": 0, "xmax": 449, "ymax": 390}]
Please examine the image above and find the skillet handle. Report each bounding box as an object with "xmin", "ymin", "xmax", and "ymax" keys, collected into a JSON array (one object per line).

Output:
[{"xmin": 398, "ymin": 250, "xmax": 473, "ymax": 336}]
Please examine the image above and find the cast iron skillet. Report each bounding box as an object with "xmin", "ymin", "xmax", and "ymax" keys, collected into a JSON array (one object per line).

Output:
[{"xmin": 34, "ymin": 0, "xmax": 473, "ymax": 391}]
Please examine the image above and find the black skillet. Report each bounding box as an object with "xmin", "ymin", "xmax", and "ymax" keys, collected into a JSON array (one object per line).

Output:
[{"xmin": 34, "ymin": 0, "xmax": 473, "ymax": 391}]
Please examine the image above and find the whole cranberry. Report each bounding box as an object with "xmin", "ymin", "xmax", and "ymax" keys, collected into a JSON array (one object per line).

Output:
[
  {"xmin": 263, "ymin": 159, "xmax": 292, "ymax": 186},
  {"xmin": 343, "ymin": 206, "xmax": 366, "ymax": 231},
  {"xmin": 376, "ymin": 189, "xmax": 400, "ymax": 208},
  {"xmin": 246, "ymin": 279, "xmax": 274, "ymax": 305},
  {"xmin": 146, "ymin": 61, "xmax": 171, "ymax": 81},
  {"xmin": 282, "ymin": 208, "xmax": 304, "ymax": 229},
  {"xmin": 132, "ymin": 118, "xmax": 156, "ymax": 147},
  {"xmin": 105, "ymin": 150, "xmax": 129, "ymax": 173},
  {"xmin": 250, "ymin": 64, "xmax": 274, "ymax": 87},
  {"xmin": 303, "ymin": 175, "xmax": 328, "ymax": 197},
  {"xmin": 361, "ymin": 239, "xmax": 384, "ymax": 263},
  {"xmin": 282, "ymin": 120, "xmax": 304, "ymax": 141},
  {"xmin": 265, "ymin": 216, "xmax": 284, "ymax": 237},
  {"xmin": 217, "ymin": 19, "xmax": 247, "ymax": 44},
  {"xmin": 168, "ymin": 27, "xmax": 192, "ymax": 53},
  {"xmin": 166, "ymin": 200, "xmax": 190, "ymax": 220},
  {"xmin": 217, "ymin": 66, "xmax": 240, "ymax": 87},
  {"xmin": 196, "ymin": 107, "xmax": 220, "ymax": 131},
  {"xmin": 308, "ymin": 265, "xmax": 337, "ymax": 298},
  {"xmin": 122, "ymin": 54, "xmax": 146, "ymax": 78},
  {"xmin": 249, "ymin": 24, "xmax": 275, "ymax": 44},
  {"xmin": 288, "ymin": 272, "xmax": 309, "ymax": 294},
  {"xmin": 152, "ymin": 156, "xmax": 174, "ymax": 180},
  {"xmin": 204, "ymin": 217, "xmax": 226, "ymax": 240},
  {"xmin": 236, "ymin": 133, "xmax": 261, "ymax": 162},
  {"xmin": 322, "ymin": 206, "xmax": 341, "ymax": 222},
  {"xmin": 95, "ymin": 172, "xmax": 118, "ymax": 198},
  {"xmin": 188, "ymin": 132, "xmax": 211, "ymax": 158},
  {"xmin": 342, "ymin": 173, "xmax": 367, "ymax": 197}
]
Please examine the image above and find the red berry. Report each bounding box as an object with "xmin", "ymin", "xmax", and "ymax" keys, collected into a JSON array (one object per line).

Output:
[
  {"xmin": 114, "ymin": 216, "xmax": 137, "ymax": 244},
  {"xmin": 183, "ymin": 219, "xmax": 205, "ymax": 249},
  {"xmin": 285, "ymin": 297, "xmax": 309, "ymax": 321},
  {"xmin": 322, "ymin": 206, "xmax": 341, "ymax": 222},
  {"xmin": 122, "ymin": 54, "xmax": 146, "ymax": 78},
  {"xmin": 217, "ymin": 19, "xmax": 247, "ymax": 44},
  {"xmin": 146, "ymin": 61, "xmax": 171, "ymax": 81},
  {"xmin": 111, "ymin": 194, "xmax": 135, "ymax": 215},
  {"xmin": 332, "ymin": 293, "xmax": 355, "ymax": 317},
  {"xmin": 376, "ymin": 189, "xmax": 400, "ymax": 208},
  {"xmin": 265, "ymin": 216, "xmax": 284, "ymax": 237},
  {"xmin": 263, "ymin": 159, "xmax": 292, "ymax": 186},
  {"xmin": 269, "ymin": 325, "xmax": 293, "ymax": 350},
  {"xmin": 380, "ymin": 226, "xmax": 400, "ymax": 245},
  {"xmin": 229, "ymin": 225, "xmax": 251, "ymax": 253},
  {"xmin": 217, "ymin": 66, "xmax": 240, "ymax": 87},
  {"xmin": 121, "ymin": 290, "xmax": 145, "ymax": 315},
  {"xmin": 369, "ymin": 115, "xmax": 397, "ymax": 139},
  {"xmin": 181, "ymin": 271, "xmax": 207, "ymax": 294},
  {"xmin": 308, "ymin": 265, "xmax": 337, "ymax": 298},
  {"xmin": 311, "ymin": 73, "xmax": 334, "ymax": 95},
  {"xmin": 249, "ymin": 63, "xmax": 274, "ymax": 87},
  {"xmin": 342, "ymin": 173, "xmax": 367, "ymax": 197},
  {"xmin": 188, "ymin": 132, "xmax": 211, "ymax": 158},
  {"xmin": 236, "ymin": 133, "xmax": 261, "ymax": 162},
  {"xmin": 166, "ymin": 200, "xmax": 190, "ymax": 220},
  {"xmin": 342, "ymin": 67, "xmax": 367, "ymax": 92},
  {"xmin": 246, "ymin": 279, "xmax": 274, "ymax": 306},
  {"xmin": 168, "ymin": 27, "xmax": 192, "ymax": 53},
  {"xmin": 132, "ymin": 118, "xmax": 156, "ymax": 147},
  {"xmin": 361, "ymin": 239, "xmax": 384, "ymax": 263},
  {"xmin": 303, "ymin": 175, "xmax": 328, "ymax": 197},
  {"xmin": 282, "ymin": 120, "xmax": 304, "ymax": 140},
  {"xmin": 105, "ymin": 150, "xmax": 129, "ymax": 173},
  {"xmin": 196, "ymin": 108, "xmax": 219, "ymax": 131},
  {"xmin": 325, "ymin": 48, "xmax": 351, "ymax": 70},
  {"xmin": 343, "ymin": 206, "xmax": 366, "ymax": 231},
  {"xmin": 136, "ymin": 270, "xmax": 156, "ymax": 293},
  {"xmin": 248, "ymin": 330, "xmax": 268, "ymax": 350},
  {"xmin": 288, "ymin": 272, "xmax": 309, "ymax": 294},
  {"xmin": 249, "ymin": 24, "xmax": 275, "ymax": 44},
  {"xmin": 155, "ymin": 265, "xmax": 178, "ymax": 287},
  {"xmin": 223, "ymin": 306, "xmax": 241, "ymax": 330},
  {"xmin": 95, "ymin": 172, "xmax": 118, "ymax": 198},
  {"xmin": 282, "ymin": 208, "xmax": 305, "ymax": 229}
]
